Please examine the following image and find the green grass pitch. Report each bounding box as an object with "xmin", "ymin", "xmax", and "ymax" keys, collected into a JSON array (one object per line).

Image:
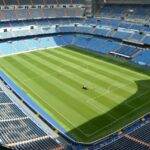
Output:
[{"xmin": 0, "ymin": 46, "xmax": 150, "ymax": 143}]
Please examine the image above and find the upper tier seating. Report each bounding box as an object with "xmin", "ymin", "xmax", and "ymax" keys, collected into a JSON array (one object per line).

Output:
[
  {"xmin": 0, "ymin": 8, "xmax": 84, "ymax": 21},
  {"xmin": 97, "ymin": 18, "xmax": 150, "ymax": 32},
  {"xmin": 100, "ymin": 4, "xmax": 150, "ymax": 24},
  {"xmin": 0, "ymin": 0, "xmax": 85, "ymax": 5}
]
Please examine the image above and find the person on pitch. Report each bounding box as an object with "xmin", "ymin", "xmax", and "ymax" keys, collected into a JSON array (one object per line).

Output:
[{"xmin": 82, "ymin": 84, "xmax": 88, "ymax": 90}]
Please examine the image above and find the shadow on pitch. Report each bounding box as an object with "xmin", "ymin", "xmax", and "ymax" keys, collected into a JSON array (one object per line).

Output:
[{"xmin": 67, "ymin": 79, "xmax": 150, "ymax": 143}]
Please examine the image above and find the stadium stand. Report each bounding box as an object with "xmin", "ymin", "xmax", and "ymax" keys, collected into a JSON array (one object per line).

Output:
[{"xmin": 0, "ymin": 8, "xmax": 85, "ymax": 21}]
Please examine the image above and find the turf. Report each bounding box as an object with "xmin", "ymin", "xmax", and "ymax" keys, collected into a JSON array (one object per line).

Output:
[{"xmin": 0, "ymin": 46, "xmax": 150, "ymax": 143}]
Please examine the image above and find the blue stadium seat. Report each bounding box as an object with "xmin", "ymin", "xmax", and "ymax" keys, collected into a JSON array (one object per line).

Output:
[{"xmin": 133, "ymin": 50, "xmax": 150, "ymax": 66}]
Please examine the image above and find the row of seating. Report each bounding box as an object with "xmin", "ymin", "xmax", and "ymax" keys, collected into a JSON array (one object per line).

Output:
[
  {"xmin": 100, "ymin": 123, "xmax": 150, "ymax": 150},
  {"xmin": 58, "ymin": 22, "xmax": 150, "ymax": 45},
  {"xmin": 0, "ymin": 0, "xmax": 84, "ymax": 5},
  {"xmin": 0, "ymin": 104, "xmax": 27, "ymax": 120},
  {"xmin": 13, "ymin": 137, "xmax": 62, "ymax": 150},
  {"xmin": 1, "ymin": 119, "xmax": 47, "ymax": 144},
  {"xmin": 100, "ymin": 4, "xmax": 150, "ymax": 24},
  {"xmin": 130, "ymin": 123, "xmax": 150, "ymax": 143},
  {"xmin": 0, "ymin": 18, "xmax": 83, "ymax": 28},
  {"xmin": 72, "ymin": 34, "xmax": 141, "ymax": 56},
  {"xmin": 0, "ymin": 8, "xmax": 84, "ymax": 21},
  {"xmin": 87, "ymin": 113, "xmax": 150, "ymax": 150},
  {"xmin": 88, "ymin": 18, "xmax": 150, "ymax": 32}
]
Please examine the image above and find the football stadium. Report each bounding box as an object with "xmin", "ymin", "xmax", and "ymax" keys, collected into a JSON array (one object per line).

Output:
[{"xmin": 0, "ymin": 0, "xmax": 150, "ymax": 150}]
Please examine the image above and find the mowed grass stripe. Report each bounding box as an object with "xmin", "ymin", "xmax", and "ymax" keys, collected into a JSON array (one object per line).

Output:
[
  {"xmin": 50, "ymin": 48, "xmax": 136, "ymax": 82},
  {"xmin": 19, "ymin": 53, "xmax": 112, "ymax": 114},
  {"xmin": 32, "ymin": 51, "xmax": 136, "ymax": 108},
  {"xmin": 31, "ymin": 50, "xmax": 133, "ymax": 112},
  {"xmin": 12, "ymin": 55, "xmax": 100, "ymax": 115},
  {"xmin": 34, "ymin": 50, "xmax": 130, "ymax": 105},
  {"xmin": 43, "ymin": 49, "xmax": 137, "ymax": 93},
  {"xmin": 18, "ymin": 54, "xmax": 121, "ymax": 129},
  {"xmin": 58, "ymin": 47, "xmax": 148, "ymax": 80},
  {"xmin": 3, "ymin": 57, "xmax": 97, "ymax": 129},
  {"xmin": 63, "ymin": 47, "xmax": 150, "ymax": 79},
  {"xmin": 41, "ymin": 50, "xmax": 136, "ymax": 97},
  {"xmin": 0, "ymin": 59, "xmax": 77, "ymax": 129},
  {"xmin": 44, "ymin": 49, "xmax": 136, "ymax": 84},
  {"xmin": 32, "ymin": 51, "xmax": 122, "ymax": 106},
  {"xmin": 30, "ymin": 52, "xmax": 106, "ymax": 99}
]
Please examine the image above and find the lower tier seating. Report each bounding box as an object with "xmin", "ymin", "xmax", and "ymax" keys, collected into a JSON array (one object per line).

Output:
[
  {"xmin": 13, "ymin": 137, "xmax": 61, "ymax": 150},
  {"xmin": 111, "ymin": 45, "xmax": 139, "ymax": 58},
  {"xmin": 0, "ymin": 104, "xmax": 26, "ymax": 120},
  {"xmin": 130, "ymin": 123, "xmax": 150, "ymax": 143},
  {"xmin": 101, "ymin": 137, "xmax": 148, "ymax": 150},
  {"xmin": 0, "ymin": 93, "xmax": 12, "ymax": 103},
  {"xmin": 133, "ymin": 50, "xmax": 150, "ymax": 66}
]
